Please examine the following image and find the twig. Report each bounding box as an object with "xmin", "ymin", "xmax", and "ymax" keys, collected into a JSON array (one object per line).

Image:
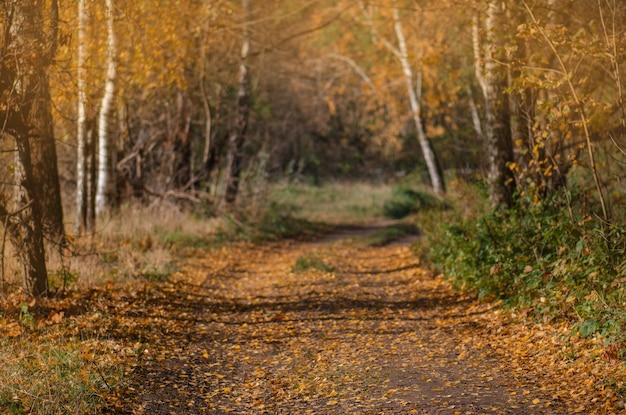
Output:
[
  {"xmin": 523, "ymin": 1, "xmax": 609, "ymax": 223},
  {"xmin": 92, "ymin": 361, "xmax": 112, "ymax": 390}
]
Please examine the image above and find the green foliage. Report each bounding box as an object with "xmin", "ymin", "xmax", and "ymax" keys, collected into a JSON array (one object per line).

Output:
[
  {"xmin": 367, "ymin": 223, "xmax": 419, "ymax": 247},
  {"xmin": 425, "ymin": 191, "xmax": 626, "ymax": 345},
  {"xmin": 254, "ymin": 202, "xmax": 314, "ymax": 240},
  {"xmin": 48, "ymin": 268, "xmax": 79, "ymax": 291},
  {"xmin": 18, "ymin": 304, "xmax": 35, "ymax": 330},
  {"xmin": 157, "ymin": 229, "xmax": 213, "ymax": 250},
  {"xmin": 383, "ymin": 187, "xmax": 449, "ymax": 219},
  {"xmin": 292, "ymin": 253, "xmax": 335, "ymax": 274}
]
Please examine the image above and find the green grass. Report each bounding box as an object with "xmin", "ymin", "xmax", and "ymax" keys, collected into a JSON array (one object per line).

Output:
[
  {"xmin": 292, "ymin": 253, "xmax": 335, "ymax": 273},
  {"xmin": 269, "ymin": 181, "xmax": 392, "ymax": 224},
  {"xmin": 0, "ymin": 336, "xmax": 123, "ymax": 415}
]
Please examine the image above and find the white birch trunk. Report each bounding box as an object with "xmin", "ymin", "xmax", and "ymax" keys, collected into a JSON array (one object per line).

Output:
[
  {"xmin": 472, "ymin": 10, "xmax": 487, "ymax": 97},
  {"xmin": 392, "ymin": 7, "xmax": 444, "ymax": 194},
  {"xmin": 96, "ymin": 0, "xmax": 117, "ymax": 214},
  {"xmin": 467, "ymin": 84, "xmax": 483, "ymax": 138},
  {"xmin": 76, "ymin": 0, "xmax": 87, "ymax": 235}
]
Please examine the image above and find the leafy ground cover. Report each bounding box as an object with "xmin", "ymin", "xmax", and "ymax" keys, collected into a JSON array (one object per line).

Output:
[
  {"xmin": 420, "ymin": 185, "xmax": 626, "ymax": 352},
  {"xmin": 2, "ymin": 181, "xmax": 626, "ymax": 414},
  {"xmin": 2, "ymin": 227, "xmax": 625, "ymax": 414},
  {"xmin": 106, "ymin": 233, "xmax": 626, "ymax": 413}
]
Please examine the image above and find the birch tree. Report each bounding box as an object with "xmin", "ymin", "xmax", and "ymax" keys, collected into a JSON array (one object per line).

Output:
[
  {"xmin": 76, "ymin": 0, "xmax": 89, "ymax": 235},
  {"xmin": 473, "ymin": 0, "xmax": 516, "ymax": 207},
  {"xmin": 96, "ymin": 0, "xmax": 117, "ymax": 214},
  {"xmin": 359, "ymin": 1, "xmax": 445, "ymax": 194}
]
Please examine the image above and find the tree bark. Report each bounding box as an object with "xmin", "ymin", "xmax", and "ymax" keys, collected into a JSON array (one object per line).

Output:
[
  {"xmin": 20, "ymin": 0, "xmax": 65, "ymax": 245},
  {"xmin": 28, "ymin": 66, "xmax": 65, "ymax": 244},
  {"xmin": 13, "ymin": 137, "xmax": 48, "ymax": 296},
  {"xmin": 76, "ymin": 0, "xmax": 88, "ymax": 235},
  {"xmin": 0, "ymin": 0, "xmax": 55, "ymax": 295},
  {"xmin": 96, "ymin": 0, "xmax": 117, "ymax": 215},
  {"xmin": 392, "ymin": 7, "xmax": 445, "ymax": 194},
  {"xmin": 224, "ymin": 0, "xmax": 251, "ymax": 205},
  {"xmin": 474, "ymin": 0, "xmax": 516, "ymax": 208}
]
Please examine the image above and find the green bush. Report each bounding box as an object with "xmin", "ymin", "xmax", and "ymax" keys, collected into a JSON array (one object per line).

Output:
[
  {"xmin": 219, "ymin": 202, "xmax": 319, "ymax": 243},
  {"xmin": 425, "ymin": 192, "xmax": 626, "ymax": 344},
  {"xmin": 367, "ymin": 223, "xmax": 419, "ymax": 247},
  {"xmin": 383, "ymin": 187, "xmax": 449, "ymax": 219},
  {"xmin": 255, "ymin": 202, "xmax": 312, "ymax": 240}
]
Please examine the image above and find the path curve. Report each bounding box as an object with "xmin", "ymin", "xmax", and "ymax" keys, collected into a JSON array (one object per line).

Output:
[{"xmin": 108, "ymin": 231, "xmax": 582, "ymax": 414}]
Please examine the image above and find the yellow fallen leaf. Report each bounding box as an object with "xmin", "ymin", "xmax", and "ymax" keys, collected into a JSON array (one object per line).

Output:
[{"xmin": 532, "ymin": 398, "xmax": 540, "ymax": 405}]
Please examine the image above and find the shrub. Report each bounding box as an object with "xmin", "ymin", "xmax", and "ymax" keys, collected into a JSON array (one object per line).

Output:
[
  {"xmin": 367, "ymin": 223, "xmax": 419, "ymax": 247},
  {"xmin": 383, "ymin": 187, "xmax": 449, "ymax": 219},
  {"xmin": 424, "ymin": 192, "xmax": 626, "ymax": 344}
]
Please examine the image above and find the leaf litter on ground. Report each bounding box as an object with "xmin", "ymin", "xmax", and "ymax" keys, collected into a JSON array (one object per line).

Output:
[{"xmin": 1, "ymin": 228, "xmax": 625, "ymax": 414}]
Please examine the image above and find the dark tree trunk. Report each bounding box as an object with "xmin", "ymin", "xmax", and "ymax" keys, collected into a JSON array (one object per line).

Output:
[
  {"xmin": 223, "ymin": 70, "xmax": 250, "ymax": 204},
  {"xmin": 0, "ymin": 0, "xmax": 63, "ymax": 295},
  {"xmin": 28, "ymin": 68, "xmax": 65, "ymax": 243},
  {"xmin": 83, "ymin": 121, "xmax": 97, "ymax": 235},
  {"xmin": 12, "ymin": 136, "xmax": 49, "ymax": 296},
  {"xmin": 172, "ymin": 92, "xmax": 192, "ymax": 189},
  {"xmin": 23, "ymin": 0, "xmax": 64, "ymax": 244}
]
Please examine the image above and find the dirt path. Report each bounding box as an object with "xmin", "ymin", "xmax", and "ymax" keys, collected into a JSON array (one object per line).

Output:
[{"xmin": 106, "ymin": 232, "xmax": 603, "ymax": 414}]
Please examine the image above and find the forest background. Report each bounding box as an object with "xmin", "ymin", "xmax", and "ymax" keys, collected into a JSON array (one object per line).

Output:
[{"xmin": 0, "ymin": 0, "xmax": 626, "ymax": 411}]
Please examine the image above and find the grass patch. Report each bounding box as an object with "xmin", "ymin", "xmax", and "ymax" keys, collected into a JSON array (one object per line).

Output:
[
  {"xmin": 270, "ymin": 181, "xmax": 392, "ymax": 224},
  {"xmin": 0, "ymin": 336, "xmax": 123, "ymax": 415},
  {"xmin": 216, "ymin": 202, "xmax": 323, "ymax": 243},
  {"xmin": 366, "ymin": 223, "xmax": 419, "ymax": 247},
  {"xmin": 292, "ymin": 253, "xmax": 335, "ymax": 273}
]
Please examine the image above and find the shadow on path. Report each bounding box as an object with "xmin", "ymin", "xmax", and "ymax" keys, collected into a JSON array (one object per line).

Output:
[{"xmin": 103, "ymin": 229, "xmax": 572, "ymax": 415}]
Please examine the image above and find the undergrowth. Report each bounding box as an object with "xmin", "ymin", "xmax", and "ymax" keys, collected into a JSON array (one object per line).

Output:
[
  {"xmin": 292, "ymin": 253, "xmax": 335, "ymax": 273},
  {"xmin": 269, "ymin": 180, "xmax": 391, "ymax": 224},
  {"xmin": 421, "ymin": 187, "xmax": 626, "ymax": 346},
  {"xmin": 383, "ymin": 187, "xmax": 449, "ymax": 219},
  {"xmin": 222, "ymin": 202, "xmax": 321, "ymax": 243},
  {"xmin": 366, "ymin": 223, "xmax": 419, "ymax": 247}
]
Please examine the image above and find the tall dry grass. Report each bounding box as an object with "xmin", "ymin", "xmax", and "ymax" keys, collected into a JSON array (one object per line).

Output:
[{"xmin": 1, "ymin": 201, "xmax": 227, "ymax": 294}]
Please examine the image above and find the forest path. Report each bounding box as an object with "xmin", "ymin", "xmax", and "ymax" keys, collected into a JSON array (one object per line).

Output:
[{"xmin": 108, "ymin": 228, "xmax": 600, "ymax": 414}]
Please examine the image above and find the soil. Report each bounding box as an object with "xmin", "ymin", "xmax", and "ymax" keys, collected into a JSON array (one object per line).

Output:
[{"xmin": 105, "ymin": 228, "xmax": 607, "ymax": 414}]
